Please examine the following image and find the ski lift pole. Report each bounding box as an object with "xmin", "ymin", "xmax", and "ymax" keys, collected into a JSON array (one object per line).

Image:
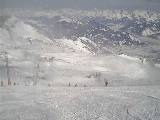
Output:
[
  {"xmin": 4, "ymin": 52, "xmax": 11, "ymax": 85},
  {"xmin": 34, "ymin": 63, "xmax": 40, "ymax": 86}
]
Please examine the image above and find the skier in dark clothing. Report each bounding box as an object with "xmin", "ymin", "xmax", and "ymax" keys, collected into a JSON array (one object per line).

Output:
[{"xmin": 105, "ymin": 81, "xmax": 108, "ymax": 87}]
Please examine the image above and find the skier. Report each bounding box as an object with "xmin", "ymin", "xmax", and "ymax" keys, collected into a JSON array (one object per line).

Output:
[{"xmin": 105, "ymin": 81, "xmax": 108, "ymax": 87}]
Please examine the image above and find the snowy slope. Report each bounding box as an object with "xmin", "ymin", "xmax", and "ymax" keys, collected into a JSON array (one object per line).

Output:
[
  {"xmin": 0, "ymin": 11, "xmax": 160, "ymax": 87},
  {"xmin": 14, "ymin": 9, "xmax": 160, "ymax": 57},
  {"xmin": 0, "ymin": 9, "xmax": 160, "ymax": 120},
  {"xmin": 0, "ymin": 86, "xmax": 160, "ymax": 120}
]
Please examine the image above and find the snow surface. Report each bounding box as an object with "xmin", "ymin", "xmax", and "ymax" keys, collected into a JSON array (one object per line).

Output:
[
  {"xmin": 0, "ymin": 86, "xmax": 160, "ymax": 120},
  {"xmin": 0, "ymin": 9, "xmax": 160, "ymax": 120}
]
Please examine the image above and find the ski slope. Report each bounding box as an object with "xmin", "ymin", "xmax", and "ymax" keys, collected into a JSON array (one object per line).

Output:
[
  {"xmin": 0, "ymin": 9, "xmax": 160, "ymax": 120},
  {"xmin": 0, "ymin": 86, "xmax": 160, "ymax": 120}
]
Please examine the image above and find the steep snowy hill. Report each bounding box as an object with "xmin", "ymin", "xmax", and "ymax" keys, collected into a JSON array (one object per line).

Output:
[
  {"xmin": 0, "ymin": 9, "xmax": 160, "ymax": 87},
  {"xmin": 12, "ymin": 9, "xmax": 160, "ymax": 60}
]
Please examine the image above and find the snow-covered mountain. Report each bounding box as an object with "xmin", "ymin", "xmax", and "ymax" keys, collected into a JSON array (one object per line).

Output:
[
  {"xmin": 12, "ymin": 9, "xmax": 159, "ymax": 59},
  {"xmin": 0, "ymin": 9, "xmax": 160, "ymax": 87},
  {"xmin": 1, "ymin": 9, "xmax": 160, "ymax": 120}
]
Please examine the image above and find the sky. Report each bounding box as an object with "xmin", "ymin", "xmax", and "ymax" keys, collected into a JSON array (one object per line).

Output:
[{"xmin": 0, "ymin": 0, "xmax": 160, "ymax": 10}]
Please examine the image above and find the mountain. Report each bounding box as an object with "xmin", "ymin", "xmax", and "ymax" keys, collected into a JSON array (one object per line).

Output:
[
  {"xmin": 1, "ymin": 9, "xmax": 160, "ymax": 120},
  {"xmin": 13, "ymin": 9, "xmax": 159, "ymax": 59},
  {"xmin": 0, "ymin": 9, "xmax": 160, "ymax": 86}
]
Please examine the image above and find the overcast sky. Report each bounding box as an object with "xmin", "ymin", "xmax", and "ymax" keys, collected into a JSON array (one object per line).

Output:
[{"xmin": 0, "ymin": 0, "xmax": 160, "ymax": 10}]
